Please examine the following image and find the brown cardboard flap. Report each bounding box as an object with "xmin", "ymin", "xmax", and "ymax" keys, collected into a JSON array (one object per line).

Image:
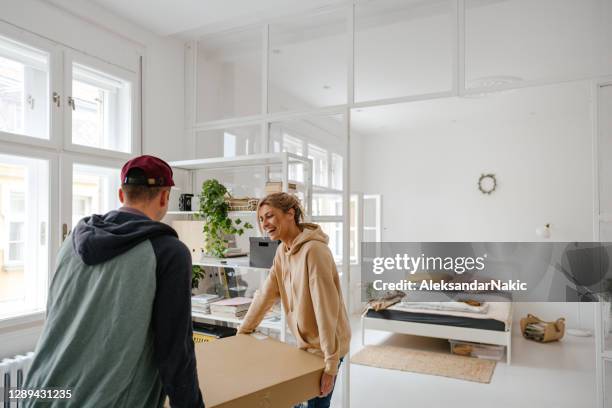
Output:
[{"xmin": 195, "ymin": 334, "xmax": 324, "ymax": 408}]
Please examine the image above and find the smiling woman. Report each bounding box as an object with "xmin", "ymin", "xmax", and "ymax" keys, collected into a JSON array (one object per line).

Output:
[{"xmin": 239, "ymin": 191, "xmax": 351, "ymax": 408}]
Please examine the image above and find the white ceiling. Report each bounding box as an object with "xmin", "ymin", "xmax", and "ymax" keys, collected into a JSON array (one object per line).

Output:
[{"xmin": 88, "ymin": 0, "xmax": 347, "ymax": 37}]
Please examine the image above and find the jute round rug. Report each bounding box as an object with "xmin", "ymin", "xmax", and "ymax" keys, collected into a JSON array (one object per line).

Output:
[{"xmin": 351, "ymin": 345, "xmax": 496, "ymax": 384}]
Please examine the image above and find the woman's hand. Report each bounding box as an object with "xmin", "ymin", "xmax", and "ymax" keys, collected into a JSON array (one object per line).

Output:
[{"xmin": 320, "ymin": 372, "xmax": 336, "ymax": 396}]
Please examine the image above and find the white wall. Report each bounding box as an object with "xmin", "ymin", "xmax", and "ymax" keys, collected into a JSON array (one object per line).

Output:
[
  {"xmin": 351, "ymin": 80, "xmax": 597, "ymax": 329},
  {"xmin": 0, "ymin": 0, "xmax": 186, "ymax": 359}
]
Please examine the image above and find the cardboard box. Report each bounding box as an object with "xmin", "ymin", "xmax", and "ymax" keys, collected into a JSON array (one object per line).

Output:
[{"xmin": 195, "ymin": 334, "xmax": 324, "ymax": 408}]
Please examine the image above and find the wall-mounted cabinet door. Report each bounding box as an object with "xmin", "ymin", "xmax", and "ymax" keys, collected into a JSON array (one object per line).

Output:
[{"xmin": 63, "ymin": 50, "xmax": 139, "ymax": 158}]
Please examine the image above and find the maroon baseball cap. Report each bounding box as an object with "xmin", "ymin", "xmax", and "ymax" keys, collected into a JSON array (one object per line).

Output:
[{"xmin": 121, "ymin": 155, "xmax": 175, "ymax": 187}]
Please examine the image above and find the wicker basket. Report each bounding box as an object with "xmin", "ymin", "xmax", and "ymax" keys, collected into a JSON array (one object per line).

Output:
[
  {"xmin": 520, "ymin": 314, "xmax": 565, "ymax": 343},
  {"xmin": 225, "ymin": 194, "xmax": 259, "ymax": 212}
]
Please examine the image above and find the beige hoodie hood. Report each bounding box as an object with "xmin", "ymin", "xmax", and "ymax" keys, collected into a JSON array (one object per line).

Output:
[{"xmin": 285, "ymin": 223, "xmax": 328, "ymax": 255}]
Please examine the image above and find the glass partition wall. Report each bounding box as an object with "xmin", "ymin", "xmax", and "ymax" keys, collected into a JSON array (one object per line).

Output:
[{"xmin": 188, "ymin": 2, "xmax": 612, "ymax": 406}]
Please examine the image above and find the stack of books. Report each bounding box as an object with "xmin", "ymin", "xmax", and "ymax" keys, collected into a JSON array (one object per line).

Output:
[
  {"xmin": 210, "ymin": 297, "xmax": 252, "ymax": 318},
  {"xmin": 191, "ymin": 293, "xmax": 222, "ymax": 315},
  {"xmin": 265, "ymin": 181, "xmax": 297, "ymax": 195}
]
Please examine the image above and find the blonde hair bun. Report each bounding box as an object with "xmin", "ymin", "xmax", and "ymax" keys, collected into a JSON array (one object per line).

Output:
[{"xmin": 257, "ymin": 192, "xmax": 304, "ymax": 225}]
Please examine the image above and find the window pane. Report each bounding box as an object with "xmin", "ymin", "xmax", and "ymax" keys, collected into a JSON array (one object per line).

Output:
[
  {"xmin": 606, "ymin": 359, "xmax": 612, "ymax": 407},
  {"xmin": 313, "ymin": 193, "xmax": 342, "ymax": 217},
  {"xmin": 9, "ymin": 191, "xmax": 25, "ymax": 213},
  {"xmin": 331, "ymin": 153, "xmax": 343, "ymax": 190},
  {"xmin": 319, "ymin": 222, "xmax": 342, "ymax": 262},
  {"xmin": 0, "ymin": 35, "xmax": 49, "ymax": 139},
  {"xmin": 72, "ymin": 63, "xmax": 132, "ymax": 153},
  {"xmin": 355, "ymin": 0, "xmax": 454, "ymax": 101},
  {"xmin": 72, "ymin": 164, "xmax": 120, "ymax": 227},
  {"xmin": 0, "ymin": 153, "xmax": 49, "ymax": 318},
  {"xmin": 466, "ymin": 0, "xmax": 612, "ymax": 89},
  {"xmin": 599, "ymin": 85, "xmax": 612, "ymax": 215},
  {"xmin": 363, "ymin": 229, "xmax": 378, "ymax": 243},
  {"xmin": 8, "ymin": 242, "xmax": 24, "ymax": 261},
  {"xmin": 195, "ymin": 125, "xmax": 263, "ymax": 159},
  {"xmin": 308, "ymin": 144, "xmax": 328, "ymax": 187},
  {"xmin": 269, "ymin": 9, "xmax": 347, "ymax": 112},
  {"xmin": 282, "ymin": 133, "xmax": 304, "ymax": 182},
  {"xmin": 8, "ymin": 221, "xmax": 24, "ymax": 241},
  {"xmin": 197, "ymin": 28, "xmax": 263, "ymax": 121}
]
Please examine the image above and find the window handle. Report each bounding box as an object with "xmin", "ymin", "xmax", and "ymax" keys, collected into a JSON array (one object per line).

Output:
[
  {"xmin": 27, "ymin": 94, "xmax": 35, "ymax": 110},
  {"xmin": 52, "ymin": 92, "xmax": 61, "ymax": 108},
  {"xmin": 62, "ymin": 223, "xmax": 69, "ymax": 241},
  {"xmin": 40, "ymin": 222, "xmax": 46, "ymax": 245},
  {"xmin": 67, "ymin": 96, "xmax": 76, "ymax": 111}
]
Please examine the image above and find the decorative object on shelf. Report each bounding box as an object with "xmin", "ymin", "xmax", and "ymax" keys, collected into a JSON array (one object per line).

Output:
[
  {"xmin": 478, "ymin": 173, "xmax": 497, "ymax": 195},
  {"xmin": 179, "ymin": 193, "xmax": 194, "ymax": 211},
  {"xmin": 265, "ymin": 181, "xmax": 297, "ymax": 194},
  {"xmin": 520, "ymin": 314, "xmax": 565, "ymax": 343},
  {"xmin": 536, "ymin": 223, "xmax": 552, "ymax": 239},
  {"xmin": 225, "ymin": 196, "xmax": 259, "ymax": 211},
  {"xmin": 199, "ymin": 179, "xmax": 254, "ymax": 258}
]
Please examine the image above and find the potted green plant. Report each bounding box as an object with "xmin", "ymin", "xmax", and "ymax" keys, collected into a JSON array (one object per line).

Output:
[
  {"xmin": 191, "ymin": 265, "xmax": 205, "ymax": 291},
  {"xmin": 198, "ymin": 179, "xmax": 253, "ymax": 258}
]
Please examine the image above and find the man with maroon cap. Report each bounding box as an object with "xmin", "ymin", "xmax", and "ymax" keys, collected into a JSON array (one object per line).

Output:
[{"xmin": 23, "ymin": 155, "xmax": 205, "ymax": 408}]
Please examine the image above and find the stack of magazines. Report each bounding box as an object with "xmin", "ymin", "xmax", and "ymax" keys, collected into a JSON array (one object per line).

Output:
[
  {"xmin": 191, "ymin": 293, "xmax": 222, "ymax": 314},
  {"xmin": 210, "ymin": 297, "xmax": 252, "ymax": 318},
  {"xmin": 524, "ymin": 321, "xmax": 547, "ymax": 342}
]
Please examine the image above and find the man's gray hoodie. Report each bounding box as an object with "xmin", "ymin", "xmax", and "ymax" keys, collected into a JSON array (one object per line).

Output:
[{"xmin": 23, "ymin": 209, "xmax": 204, "ymax": 408}]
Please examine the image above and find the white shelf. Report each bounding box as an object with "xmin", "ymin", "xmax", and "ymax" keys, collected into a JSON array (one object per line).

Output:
[
  {"xmin": 192, "ymin": 311, "xmax": 281, "ymax": 331},
  {"xmin": 194, "ymin": 256, "xmax": 270, "ymax": 272},
  {"xmin": 169, "ymin": 152, "xmax": 311, "ymax": 171},
  {"xmin": 166, "ymin": 210, "xmax": 256, "ymax": 216}
]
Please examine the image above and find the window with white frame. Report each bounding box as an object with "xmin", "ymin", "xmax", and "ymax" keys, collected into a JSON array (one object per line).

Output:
[
  {"xmin": 349, "ymin": 194, "xmax": 358, "ymax": 264},
  {"xmin": 331, "ymin": 153, "xmax": 343, "ymax": 190},
  {"xmin": 0, "ymin": 35, "xmax": 49, "ymax": 140},
  {"xmin": 348, "ymin": 193, "xmax": 382, "ymax": 265},
  {"xmin": 71, "ymin": 63, "xmax": 132, "ymax": 153},
  {"xmin": 72, "ymin": 164, "xmax": 121, "ymax": 228},
  {"xmin": 0, "ymin": 24, "xmax": 141, "ymax": 324},
  {"xmin": 283, "ymin": 133, "xmax": 304, "ymax": 182},
  {"xmin": 223, "ymin": 132, "xmax": 237, "ymax": 157},
  {"xmin": 320, "ymin": 222, "xmax": 343, "ymax": 262},
  {"xmin": 308, "ymin": 143, "xmax": 329, "ymax": 187},
  {"xmin": 363, "ymin": 194, "xmax": 382, "ymax": 243},
  {"xmin": 0, "ymin": 153, "xmax": 49, "ymax": 319},
  {"xmin": 6, "ymin": 190, "xmax": 25, "ymax": 266}
]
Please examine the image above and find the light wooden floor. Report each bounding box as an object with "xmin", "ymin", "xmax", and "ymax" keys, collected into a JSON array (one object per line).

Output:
[{"xmin": 330, "ymin": 314, "xmax": 596, "ymax": 408}]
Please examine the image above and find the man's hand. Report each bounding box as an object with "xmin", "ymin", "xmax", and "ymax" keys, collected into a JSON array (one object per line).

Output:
[{"xmin": 320, "ymin": 372, "xmax": 336, "ymax": 396}]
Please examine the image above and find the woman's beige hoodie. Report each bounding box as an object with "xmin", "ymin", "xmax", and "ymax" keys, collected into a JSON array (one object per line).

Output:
[{"xmin": 238, "ymin": 223, "xmax": 351, "ymax": 375}]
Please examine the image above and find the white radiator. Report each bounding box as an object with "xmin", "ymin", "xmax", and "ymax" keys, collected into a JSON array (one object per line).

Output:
[{"xmin": 0, "ymin": 352, "xmax": 34, "ymax": 408}]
